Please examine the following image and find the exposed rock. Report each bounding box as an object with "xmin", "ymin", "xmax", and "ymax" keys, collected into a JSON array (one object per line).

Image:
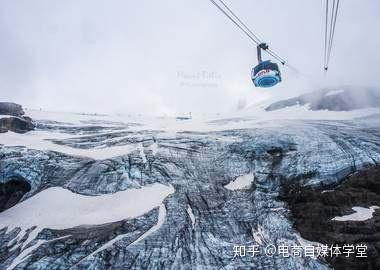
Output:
[
  {"xmin": 0, "ymin": 116, "xmax": 34, "ymax": 133},
  {"xmin": 0, "ymin": 103, "xmax": 34, "ymax": 133},
  {"xmin": 0, "ymin": 102, "xmax": 25, "ymax": 117},
  {"xmin": 0, "ymin": 177, "xmax": 31, "ymax": 213},
  {"xmin": 265, "ymin": 86, "xmax": 380, "ymax": 111},
  {"xmin": 281, "ymin": 166, "xmax": 380, "ymax": 270}
]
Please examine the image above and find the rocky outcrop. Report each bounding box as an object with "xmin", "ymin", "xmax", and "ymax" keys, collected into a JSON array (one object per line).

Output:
[
  {"xmin": 281, "ymin": 166, "xmax": 380, "ymax": 270},
  {"xmin": 0, "ymin": 102, "xmax": 25, "ymax": 117},
  {"xmin": 0, "ymin": 116, "xmax": 34, "ymax": 133},
  {"xmin": 0, "ymin": 103, "xmax": 34, "ymax": 133},
  {"xmin": 0, "ymin": 177, "xmax": 31, "ymax": 213},
  {"xmin": 265, "ymin": 86, "xmax": 380, "ymax": 111}
]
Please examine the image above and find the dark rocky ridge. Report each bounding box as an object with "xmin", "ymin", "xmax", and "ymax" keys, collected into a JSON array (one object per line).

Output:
[
  {"xmin": 0, "ymin": 102, "xmax": 34, "ymax": 133},
  {"xmin": 281, "ymin": 166, "xmax": 380, "ymax": 270},
  {"xmin": 265, "ymin": 87, "xmax": 380, "ymax": 112},
  {"xmin": 0, "ymin": 177, "xmax": 31, "ymax": 213},
  {"xmin": 0, "ymin": 102, "xmax": 25, "ymax": 117},
  {"xmin": 0, "ymin": 116, "xmax": 35, "ymax": 134}
]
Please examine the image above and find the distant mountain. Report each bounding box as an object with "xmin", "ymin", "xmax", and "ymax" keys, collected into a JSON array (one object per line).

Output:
[{"xmin": 265, "ymin": 86, "xmax": 380, "ymax": 111}]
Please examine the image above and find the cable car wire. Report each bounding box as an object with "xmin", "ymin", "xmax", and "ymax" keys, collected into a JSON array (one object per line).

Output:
[
  {"xmin": 208, "ymin": 0, "xmax": 296, "ymax": 71},
  {"xmin": 328, "ymin": 0, "xmax": 336, "ymax": 56},
  {"xmin": 266, "ymin": 48, "xmax": 286, "ymax": 65},
  {"xmin": 324, "ymin": 0, "xmax": 329, "ymax": 69},
  {"xmin": 209, "ymin": 0, "xmax": 261, "ymax": 45},
  {"xmin": 216, "ymin": 0, "xmax": 263, "ymax": 45},
  {"xmin": 323, "ymin": 0, "xmax": 340, "ymax": 70},
  {"xmin": 208, "ymin": 0, "xmax": 317, "ymax": 81},
  {"xmin": 328, "ymin": 0, "xmax": 339, "ymax": 64},
  {"xmin": 327, "ymin": 0, "xmax": 336, "ymax": 64}
]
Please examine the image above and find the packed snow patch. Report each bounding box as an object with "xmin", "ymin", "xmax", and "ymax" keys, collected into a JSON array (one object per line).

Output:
[
  {"xmin": 325, "ymin": 89, "xmax": 344, "ymax": 97},
  {"xmin": 187, "ymin": 205, "xmax": 196, "ymax": 228},
  {"xmin": 332, "ymin": 206, "xmax": 379, "ymax": 221},
  {"xmin": 2, "ymin": 183, "xmax": 174, "ymax": 232},
  {"xmin": 224, "ymin": 173, "xmax": 254, "ymax": 190},
  {"xmin": 1, "ymin": 182, "xmax": 174, "ymax": 269},
  {"xmin": 0, "ymin": 131, "xmax": 137, "ymax": 160}
]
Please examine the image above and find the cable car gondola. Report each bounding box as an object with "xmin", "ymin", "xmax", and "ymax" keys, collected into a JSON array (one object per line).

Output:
[{"xmin": 252, "ymin": 43, "xmax": 282, "ymax": 88}]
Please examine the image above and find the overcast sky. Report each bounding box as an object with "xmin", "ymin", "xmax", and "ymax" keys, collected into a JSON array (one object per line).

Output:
[{"xmin": 1, "ymin": 0, "xmax": 379, "ymax": 116}]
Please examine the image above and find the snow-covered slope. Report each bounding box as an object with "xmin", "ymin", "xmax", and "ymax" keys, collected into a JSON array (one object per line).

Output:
[
  {"xmin": 3, "ymin": 184, "xmax": 173, "ymax": 270},
  {"xmin": 265, "ymin": 86, "xmax": 380, "ymax": 112}
]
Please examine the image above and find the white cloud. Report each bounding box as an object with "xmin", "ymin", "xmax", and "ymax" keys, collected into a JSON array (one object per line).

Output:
[{"xmin": 1, "ymin": 0, "xmax": 379, "ymax": 115}]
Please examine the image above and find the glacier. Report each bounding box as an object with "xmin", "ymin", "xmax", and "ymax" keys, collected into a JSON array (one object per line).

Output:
[{"xmin": 0, "ymin": 108, "xmax": 380, "ymax": 269}]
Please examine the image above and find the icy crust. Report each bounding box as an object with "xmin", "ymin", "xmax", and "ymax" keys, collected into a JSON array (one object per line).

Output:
[
  {"xmin": 2, "ymin": 184, "xmax": 173, "ymax": 232},
  {"xmin": 0, "ymin": 113, "xmax": 379, "ymax": 269},
  {"xmin": 224, "ymin": 173, "xmax": 253, "ymax": 190},
  {"xmin": 0, "ymin": 131, "xmax": 139, "ymax": 160}
]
